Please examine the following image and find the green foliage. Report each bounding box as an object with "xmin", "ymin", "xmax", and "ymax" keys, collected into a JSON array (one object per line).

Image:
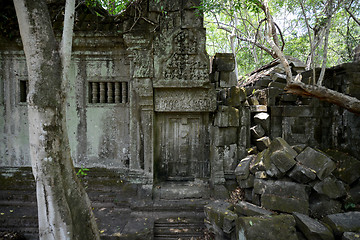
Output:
[
  {"xmin": 85, "ymin": 0, "xmax": 133, "ymax": 15},
  {"xmin": 344, "ymin": 202, "xmax": 356, "ymax": 210},
  {"xmin": 201, "ymin": 0, "xmax": 360, "ymax": 79},
  {"xmin": 77, "ymin": 167, "xmax": 90, "ymax": 177}
]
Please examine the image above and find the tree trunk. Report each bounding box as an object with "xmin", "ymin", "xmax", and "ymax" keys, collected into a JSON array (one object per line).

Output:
[{"xmin": 13, "ymin": 0, "xmax": 100, "ymax": 239}]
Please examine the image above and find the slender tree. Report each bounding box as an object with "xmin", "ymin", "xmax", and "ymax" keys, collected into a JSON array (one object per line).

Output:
[{"xmin": 13, "ymin": 0, "xmax": 100, "ymax": 238}]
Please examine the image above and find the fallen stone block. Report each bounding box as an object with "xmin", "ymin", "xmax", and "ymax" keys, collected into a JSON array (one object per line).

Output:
[
  {"xmin": 270, "ymin": 150, "xmax": 297, "ymax": 173},
  {"xmin": 268, "ymin": 137, "xmax": 298, "ymax": 158},
  {"xmin": 323, "ymin": 212, "xmax": 360, "ymax": 237},
  {"xmin": 255, "ymin": 171, "xmax": 267, "ymax": 179},
  {"xmin": 296, "ymin": 147, "xmax": 336, "ymax": 180},
  {"xmin": 237, "ymin": 174, "xmax": 254, "ymax": 188},
  {"xmin": 254, "ymin": 179, "xmax": 309, "ymax": 214},
  {"xmin": 261, "ymin": 193, "xmax": 309, "ymax": 214},
  {"xmin": 326, "ymin": 150, "xmax": 360, "ymax": 185},
  {"xmin": 342, "ymin": 232, "xmax": 360, "ymax": 240},
  {"xmin": 234, "ymin": 155, "xmax": 253, "ymax": 180},
  {"xmin": 288, "ymin": 162, "xmax": 317, "ymax": 183},
  {"xmin": 204, "ymin": 200, "xmax": 238, "ymax": 234},
  {"xmin": 349, "ymin": 181, "xmax": 360, "ymax": 204},
  {"xmin": 250, "ymin": 124, "xmax": 265, "ymax": 139},
  {"xmin": 249, "ymin": 149, "xmax": 267, "ymax": 173},
  {"xmin": 233, "ymin": 201, "xmax": 274, "ymax": 216},
  {"xmin": 313, "ymin": 176, "xmax": 347, "ymax": 199},
  {"xmin": 255, "ymin": 136, "xmax": 271, "ymax": 151},
  {"xmin": 213, "ymin": 53, "xmax": 235, "ymax": 72},
  {"xmin": 293, "ymin": 212, "xmax": 334, "ymax": 240},
  {"xmin": 254, "ymin": 112, "xmax": 270, "ymax": 132},
  {"xmin": 236, "ymin": 214, "xmax": 298, "ymax": 240},
  {"xmin": 272, "ymin": 73, "xmax": 287, "ymax": 83},
  {"xmin": 309, "ymin": 193, "xmax": 342, "ymax": 219}
]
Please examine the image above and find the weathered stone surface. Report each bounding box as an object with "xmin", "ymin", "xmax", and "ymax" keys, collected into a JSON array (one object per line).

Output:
[
  {"xmin": 262, "ymin": 150, "xmax": 284, "ymax": 178},
  {"xmin": 204, "ymin": 200, "xmax": 237, "ymax": 234},
  {"xmin": 349, "ymin": 181, "xmax": 360, "ymax": 204},
  {"xmin": 309, "ymin": 193, "xmax": 342, "ymax": 219},
  {"xmin": 233, "ymin": 201, "xmax": 274, "ymax": 216},
  {"xmin": 250, "ymin": 105, "xmax": 267, "ymax": 113},
  {"xmin": 213, "ymin": 127, "xmax": 238, "ymax": 147},
  {"xmin": 268, "ymin": 137, "xmax": 298, "ymax": 158},
  {"xmin": 235, "ymin": 155, "xmax": 253, "ymax": 180},
  {"xmin": 288, "ymin": 163, "xmax": 317, "ymax": 183},
  {"xmin": 251, "ymin": 124, "xmax": 265, "ymax": 139},
  {"xmin": 213, "ymin": 53, "xmax": 235, "ymax": 72},
  {"xmin": 249, "ymin": 96, "xmax": 260, "ymax": 105},
  {"xmin": 261, "ymin": 194, "xmax": 309, "ymax": 214},
  {"xmin": 249, "ymin": 149, "xmax": 267, "ymax": 173},
  {"xmin": 223, "ymin": 144, "xmax": 238, "ymax": 173},
  {"xmin": 313, "ymin": 176, "xmax": 347, "ymax": 199},
  {"xmin": 255, "ymin": 171, "xmax": 267, "ymax": 179},
  {"xmin": 323, "ymin": 212, "xmax": 360, "ymax": 237},
  {"xmin": 270, "ymin": 150, "xmax": 297, "ymax": 173},
  {"xmin": 254, "ymin": 112, "xmax": 270, "ymax": 132},
  {"xmin": 227, "ymin": 86, "xmax": 246, "ymax": 107},
  {"xmin": 342, "ymin": 232, "xmax": 360, "ymax": 240},
  {"xmin": 236, "ymin": 214, "xmax": 298, "ymax": 240},
  {"xmin": 220, "ymin": 71, "xmax": 237, "ymax": 87},
  {"xmin": 255, "ymin": 136, "xmax": 271, "ymax": 151},
  {"xmin": 293, "ymin": 212, "xmax": 334, "ymax": 240},
  {"xmin": 214, "ymin": 106, "xmax": 240, "ymax": 127},
  {"xmin": 296, "ymin": 147, "xmax": 336, "ymax": 180},
  {"xmin": 254, "ymin": 179, "xmax": 309, "ymax": 214},
  {"xmin": 238, "ymin": 174, "xmax": 254, "ymax": 188},
  {"xmin": 326, "ymin": 150, "xmax": 360, "ymax": 184},
  {"xmin": 272, "ymin": 73, "xmax": 287, "ymax": 83}
]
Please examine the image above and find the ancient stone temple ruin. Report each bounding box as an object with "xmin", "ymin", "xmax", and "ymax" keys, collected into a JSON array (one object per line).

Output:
[{"xmin": 0, "ymin": 0, "xmax": 360, "ymax": 239}]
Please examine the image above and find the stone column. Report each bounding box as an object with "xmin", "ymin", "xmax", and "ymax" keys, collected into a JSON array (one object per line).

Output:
[{"xmin": 124, "ymin": 33, "xmax": 154, "ymax": 183}]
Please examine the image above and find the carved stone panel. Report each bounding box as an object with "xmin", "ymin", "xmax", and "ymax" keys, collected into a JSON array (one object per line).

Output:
[
  {"xmin": 154, "ymin": 88, "xmax": 216, "ymax": 112},
  {"xmin": 155, "ymin": 113, "xmax": 210, "ymax": 181}
]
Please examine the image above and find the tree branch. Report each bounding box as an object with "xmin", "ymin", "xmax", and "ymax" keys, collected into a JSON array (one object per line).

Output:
[{"xmin": 286, "ymin": 81, "xmax": 360, "ymax": 115}]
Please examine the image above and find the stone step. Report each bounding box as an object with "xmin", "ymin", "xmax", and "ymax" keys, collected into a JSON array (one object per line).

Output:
[{"xmin": 154, "ymin": 217, "xmax": 205, "ymax": 240}]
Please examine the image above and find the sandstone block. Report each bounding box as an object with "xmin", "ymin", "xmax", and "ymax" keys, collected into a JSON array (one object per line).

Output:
[
  {"xmin": 268, "ymin": 137, "xmax": 298, "ymax": 158},
  {"xmin": 213, "ymin": 53, "xmax": 235, "ymax": 72},
  {"xmin": 349, "ymin": 181, "xmax": 360, "ymax": 204},
  {"xmin": 256, "ymin": 136, "xmax": 271, "ymax": 151},
  {"xmin": 234, "ymin": 155, "xmax": 253, "ymax": 180},
  {"xmin": 254, "ymin": 112, "xmax": 270, "ymax": 132},
  {"xmin": 326, "ymin": 150, "xmax": 360, "ymax": 184},
  {"xmin": 236, "ymin": 214, "xmax": 298, "ymax": 240},
  {"xmin": 214, "ymin": 106, "xmax": 239, "ymax": 127},
  {"xmin": 342, "ymin": 232, "xmax": 360, "ymax": 240},
  {"xmin": 288, "ymin": 163, "xmax": 317, "ymax": 183},
  {"xmin": 323, "ymin": 212, "xmax": 360, "ymax": 237},
  {"xmin": 227, "ymin": 86, "xmax": 246, "ymax": 107},
  {"xmin": 270, "ymin": 150, "xmax": 297, "ymax": 173},
  {"xmin": 293, "ymin": 212, "xmax": 334, "ymax": 240},
  {"xmin": 296, "ymin": 147, "xmax": 336, "ymax": 180},
  {"xmin": 237, "ymin": 174, "xmax": 254, "ymax": 188},
  {"xmin": 309, "ymin": 193, "xmax": 342, "ymax": 219},
  {"xmin": 233, "ymin": 201, "xmax": 274, "ymax": 216},
  {"xmin": 250, "ymin": 105, "xmax": 267, "ymax": 113},
  {"xmin": 261, "ymin": 194, "xmax": 309, "ymax": 214},
  {"xmin": 250, "ymin": 124, "xmax": 265, "ymax": 139},
  {"xmin": 205, "ymin": 200, "xmax": 237, "ymax": 234},
  {"xmin": 313, "ymin": 176, "xmax": 347, "ymax": 199}
]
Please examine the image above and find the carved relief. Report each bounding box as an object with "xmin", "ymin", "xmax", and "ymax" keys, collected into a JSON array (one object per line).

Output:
[
  {"xmin": 156, "ymin": 29, "xmax": 209, "ymax": 82},
  {"xmin": 154, "ymin": 89, "xmax": 216, "ymax": 112}
]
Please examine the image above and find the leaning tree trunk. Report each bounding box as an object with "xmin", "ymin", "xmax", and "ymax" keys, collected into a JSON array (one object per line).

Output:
[{"xmin": 13, "ymin": 0, "xmax": 100, "ymax": 239}]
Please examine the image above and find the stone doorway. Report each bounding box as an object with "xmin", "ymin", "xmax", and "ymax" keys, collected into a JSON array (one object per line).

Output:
[{"xmin": 155, "ymin": 113, "xmax": 210, "ymax": 181}]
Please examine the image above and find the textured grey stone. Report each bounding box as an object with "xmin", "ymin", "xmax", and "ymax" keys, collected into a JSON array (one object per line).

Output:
[
  {"xmin": 233, "ymin": 201, "xmax": 274, "ymax": 216},
  {"xmin": 249, "ymin": 149, "xmax": 267, "ymax": 173},
  {"xmin": 326, "ymin": 150, "xmax": 360, "ymax": 184},
  {"xmin": 270, "ymin": 150, "xmax": 297, "ymax": 173},
  {"xmin": 251, "ymin": 124, "xmax": 265, "ymax": 139},
  {"xmin": 234, "ymin": 155, "xmax": 253, "ymax": 180},
  {"xmin": 254, "ymin": 112, "xmax": 270, "ymax": 132},
  {"xmin": 250, "ymin": 105, "xmax": 268, "ymax": 113},
  {"xmin": 255, "ymin": 136, "xmax": 271, "ymax": 151},
  {"xmin": 349, "ymin": 181, "xmax": 360, "ymax": 204},
  {"xmin": 238, "ymin": 174, "xmax": 255, "ymax": 188},
  {"xmin": 236, "ymin": 214, "xmax": 298, "ymax": 240},
  {"xmin": 214, "ymin": 106, "xmax": 240, "ymax": 127},
  {"xmin": 205, "ymin": 200, "xmax": 237, "ymax": 234},
  {"xmin": 324, "ymin": 212, "xmax": 360, "ymax": 237},
  {"xmin": 313, "ymin": 176, "xmax": 347, "ymax": 199},
  {"xmin": 213, "ymin": 53, "xmax": 235, "ymax": 72},
  {"xmin": 288, "ymin": 162, "xmax": 317, "ymax": 183},
  {"xmin": 293, "ymin": 212, "xmax": 334, "ymax": 240},
  {"xmin": 309, "ymin": 193, "xmax": 342, "ymax": 219},
  {"xmin": 268, "ymin": 137, "xmax": 298, "ymax": 158},
  {"xmin": 342, "ymin": 232, "xmax": 360, "ymax": 240},
  {"xmin": 227, "ymin": 86, "xmax": 246, "ymax": 107},
  {"xmin": 296, "ymin": 147, "xmax": 336, "ymax": 180}
]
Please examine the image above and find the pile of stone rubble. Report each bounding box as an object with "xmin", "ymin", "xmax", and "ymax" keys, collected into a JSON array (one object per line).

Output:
[{"xmin": 205, "ymin": 137, "xmax": 360, "ymax": 240}]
